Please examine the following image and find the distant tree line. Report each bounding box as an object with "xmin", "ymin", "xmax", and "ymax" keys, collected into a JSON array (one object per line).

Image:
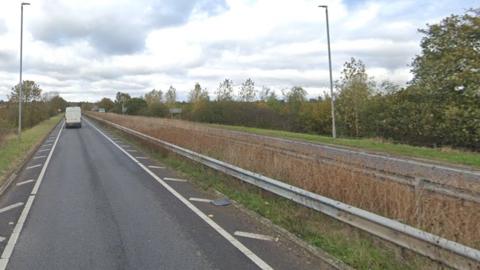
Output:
[
  {"xmin": 0, "ymin": 81, "xmax": 67, "ymax": 131},
  {"xmin": 95, "ymin": 9, "xmax": 479, "ymax": 150}
]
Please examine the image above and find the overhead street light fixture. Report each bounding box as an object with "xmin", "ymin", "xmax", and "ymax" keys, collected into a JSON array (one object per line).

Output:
[
  {"xmin": 319, "ymin": 4, "xmax": 337, "ymax": 139},
  {"xmin": 18, "ymin": 2, "xmax": 30, "ymax": 139}
]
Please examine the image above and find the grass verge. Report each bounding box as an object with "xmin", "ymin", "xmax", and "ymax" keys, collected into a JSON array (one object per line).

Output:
[
  {"xmin": 0, "ymin": 115, "xmax": 62, "ymax": 185},
  {"xmin": 211, "ymin": 124, "xmax": 480, "ymax": 169},
  {"xmin": 101, "ymin": 121, "xmax": 430, "ymax": 270}
]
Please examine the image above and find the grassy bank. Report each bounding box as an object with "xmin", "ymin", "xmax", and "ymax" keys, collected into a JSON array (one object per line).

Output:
[
  {"xmin": 100, "ymin": 121, "xmax": 428, "ymax": 270},
  {"xmin": 211, "ymin": 124, "xmax": 480, "ymax": 169},
  {"xmin": 0, "ymin": 115, "xmax": 62, "ymax": 184}
]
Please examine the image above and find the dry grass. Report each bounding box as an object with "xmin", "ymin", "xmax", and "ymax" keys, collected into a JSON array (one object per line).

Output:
[{"xmin": 89, "ymin": 112, "xmax": 480, "ymax": 249}]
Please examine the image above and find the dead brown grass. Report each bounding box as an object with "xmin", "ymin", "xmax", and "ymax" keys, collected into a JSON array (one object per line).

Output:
[{"xmin": 89, "ymin": 112, "xmax": 480, "ymax": 249}]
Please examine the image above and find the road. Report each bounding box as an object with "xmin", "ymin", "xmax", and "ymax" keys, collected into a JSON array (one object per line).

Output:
[{"xmin": 0, "ymin": 118, "xmax": 330, "ymax": 270}]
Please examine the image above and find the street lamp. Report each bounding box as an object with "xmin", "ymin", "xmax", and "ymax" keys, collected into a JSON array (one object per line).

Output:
[
  {"xmin": 18, "ymin": 2, "xmax": 30, "ymax": 139},
  {"xmin": 319, "ymin": 5, "xmax": 336, "ymax": 139}
]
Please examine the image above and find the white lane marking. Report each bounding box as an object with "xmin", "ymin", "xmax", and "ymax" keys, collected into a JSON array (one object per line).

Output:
[
  {"xmin": 0, "ymin": 122, "xmax": 64, "ymax": 269},
  {"xmin": 37, "ymin": 149, "xmax": 50, "ymax": 152},
  {"xmin": 43, "ymin": 143, "xmax": 53, "ymax": 147},
  {"xmin": 127, "ymin": 149, "xmax": 137, "ymax": 152},
  {"xmin": 189, "ymin": 197, "xmax": 212, "ymax": 203},
  {"xmin": 0, "ymin": 237, "xmax": 5, "ymax": 243},
  {"xmin": 16, "ymin": 179, "xmax": 35, "ymax": 186},
  {"xmin": 164, "ymin": 178, "xmax": 187, "ymax": 183},
  {"xmin": 33, "ymin": 155, "xmax": 47, "ymax": 159},
  {"xmin": 136, "ymin": 156, "xmax": 148, "ymax": 159},
  {"xmin": 26, "ymin": 164, "xmax": 42, "ymax": 170},
  {"xmin": 0, "ymin": 203, "xmax": 24, "ymax": 214},
  {"xmin": 234, "ymin": 231, "xmax": 274, "ymax": 241},
  {"xmin": 86, "ymin": 118, "xmax": 273, "ymax": 270},
  {"xmin": 148, "ymin": 165, "xmax": 165, "ymax": 169},
  {"xmin": 31, "ymin": 123, "xmax": 63, "ymax": 195}
]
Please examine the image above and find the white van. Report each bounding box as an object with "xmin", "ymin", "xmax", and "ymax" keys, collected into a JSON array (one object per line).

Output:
[{"xmin": 65, "ymin": 106, "xmax": 82, "ymax": 128}]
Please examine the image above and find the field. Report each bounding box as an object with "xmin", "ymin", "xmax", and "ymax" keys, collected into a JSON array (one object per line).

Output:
[
  {"xmin": 210, "ymin": 124, "xmax": 480, "ymax": 169},
  {"xmin": 89, "ymin": 112, "xmax": 480, "ymax": 250}
]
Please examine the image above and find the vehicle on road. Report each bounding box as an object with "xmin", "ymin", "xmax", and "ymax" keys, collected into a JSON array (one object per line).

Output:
[{"xmin": 65, "ymin": 106, "xmax": 82, "ymax": 128}]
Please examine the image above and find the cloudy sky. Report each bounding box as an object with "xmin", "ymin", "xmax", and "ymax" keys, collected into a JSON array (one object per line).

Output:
[{"xmin": 0, "ymin": 0, "xmax": 476, "ymax": 102}]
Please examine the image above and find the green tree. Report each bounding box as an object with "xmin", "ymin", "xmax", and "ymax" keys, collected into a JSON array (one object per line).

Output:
[
  {"xmin": 98, "ymin": 97, "xmax": 114, "ymax": 112},
  {"xmin": 8, "ymin": 80, "xmax": 48, "ymax": 128},
  {"xmin": 165, "ymin": 86, "xmax": 177, "ymax": 105},
  {"xmin": 336, "ymin": 58, "xmax": 374, "ymax": 137},
  {"xmin": 411, "ymin": 8, "xmax": 480, "ymax": 101},
  {"xmin": 114, "ymin": 92, "xmax": 131, "ymax": 113},
  {"xmin": 239, "ymin": 78, "xmax": 256, "ymax": 102},
  {"xmin": 8, "ymin": 80, "xmax": 42, "ymax": 102},
  {"xmin": 215, "ymin": 79, "xmax": 234, "ymax": 101},
  {"xmin": 125, "ymin": 98, "xmax": 147, "ymax": 115},
  {"xmin": 188, "ymin": 83, "xmax": 209, "ymax": 103},
  {"xmin": 144, "ymin": 89, "xmax": 163, "ymax": 106},
  {"xmin": 49, "ymin": 95, "xmax": 68, "ymax": 114},
  {"xmin": 286, "ymin": 86, "xmax": 307, "ymax": 104}
]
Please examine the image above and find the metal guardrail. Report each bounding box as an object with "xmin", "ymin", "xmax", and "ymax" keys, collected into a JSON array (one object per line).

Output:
[{"xmin": 88, "ymin": 114, "xmax": 480, "ymax": 270}]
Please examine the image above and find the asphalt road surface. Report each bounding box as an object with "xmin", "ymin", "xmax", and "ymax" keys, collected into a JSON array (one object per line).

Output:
[{"xmin": 0, "ymin": 118, "xmax": 331, "ymax": 270}]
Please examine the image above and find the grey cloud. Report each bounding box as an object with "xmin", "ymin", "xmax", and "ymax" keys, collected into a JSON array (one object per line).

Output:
[
  {"xmin": 0, "ymin": 50, "xmax": 17, "ymax": 72},
  {"xmin": 31, "ymin": 0, "xmax": 228, "ymax": 55},
  {"xmin": 0, "ymin": 19, "xmax": 7, "ymax": 34}
]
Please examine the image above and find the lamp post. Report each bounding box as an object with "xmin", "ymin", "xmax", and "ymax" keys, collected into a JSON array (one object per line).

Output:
[
  {"xmin": 319, "ymin": 5, "xmax": 336, "ymax": 139},
  {"xmin": 18, "ymin": 2, "xmax": 30, "ymax": 139}
]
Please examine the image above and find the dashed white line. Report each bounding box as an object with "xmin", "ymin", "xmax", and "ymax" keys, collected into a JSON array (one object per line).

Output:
[
  {"xmin": 0, "ymin": 122, "xmax": 64, "ymax": 270},
  {"xmin": 189, "ymin": 197, "xmax": 212, "ymax": 203},
  {"xmin": 16, "ymin": 179, "xmax": 35, "ymax": 186},
  {"xmin": 164, "ymin": 177, "xmax": 187, "ymax": 182},
  {"xmin": 43, "ymin": 143, "xmax": 53, "ymax": 147},
  {"xmin": 136, "ymin": 156, "xmax": 148, "ymax": 159},
  {"xmin": 148, "ymin": 165, "xmax": 165, "ymax": 169},
  {"xmin": 37, "ymin": 149, "xmax": 50, "ymax": 152},
  {"xmin": 0, "ymin": 237, "xmax": 5, "ymax": 243},
  {"xmin": 0, "ymin": 203, "xmax": 24, "ymax": 214},
  {"xmin": 127, "ymin": 149, "xmax": 137, "ymax": 152},
  {"xmin": 33, "ymin": 155, "xmax": 47, "ymax": 159},
  {"xmin": 86, "ymin": 118, "xmax": 273, "ymax": 270},
  {"xmin": 26, "ymin": 164, "xmax": 42, "ymax": 170},
  {"xmin": 234, "ymin": 231, "xmax": 275, "ymax": 241}
]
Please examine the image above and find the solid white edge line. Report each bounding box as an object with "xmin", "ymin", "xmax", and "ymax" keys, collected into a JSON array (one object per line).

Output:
[
  {"xmin": 234, "ymin": 231, "xmax": 274, "ymax": 241},
  {"xmin": 0, "ymin": 203, "xmax": 24, "ymax": 214},
  {"xmin": 0, "ymin": 121, "xmax": 64, "ymax": 269},
  {"xmin": 31, "ymin": 122, "xmax": 64, "ymax": 195},
  {"xmin": 189, "ymin": 197, "xmax": 212, "ymax": 203},
  {"xmin": 85, "ymin": 118, "xmax": 273, "ymax": 270},
  {"xmin": 15, "ymin": 179, "xmax": 35, "ymax": 186}
]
